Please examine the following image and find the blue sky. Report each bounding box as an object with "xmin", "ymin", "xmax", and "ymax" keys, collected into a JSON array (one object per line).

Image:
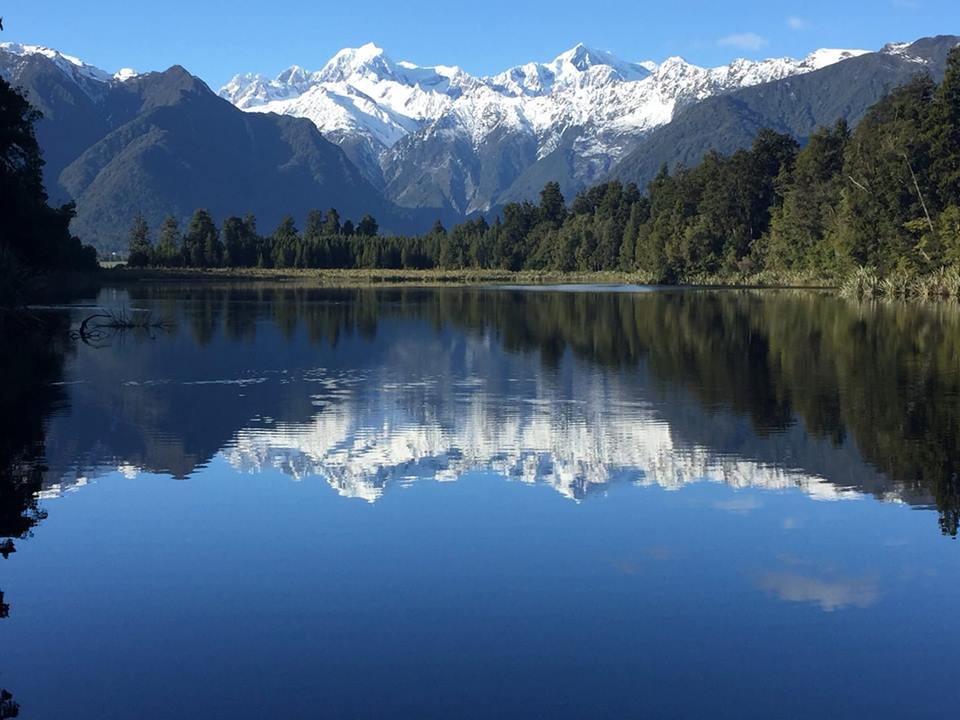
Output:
[{"xmin": 5, "ymin": 0, "xmax": 958, "ymax": 87}]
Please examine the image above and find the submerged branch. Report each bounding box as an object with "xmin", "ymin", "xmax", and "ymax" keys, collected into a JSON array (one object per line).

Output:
[{"xmin": 72, "ymin": 309, "xmax": 174, "ymax": 346}]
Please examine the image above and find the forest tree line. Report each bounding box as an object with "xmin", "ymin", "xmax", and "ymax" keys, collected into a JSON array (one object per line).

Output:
[{"xmin": 127, "ymin": 48, "xmax": 960, "ymax": 281}]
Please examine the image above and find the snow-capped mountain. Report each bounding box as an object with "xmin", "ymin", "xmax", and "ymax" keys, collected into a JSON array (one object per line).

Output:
[
  {"xmin": 0, "ymin": 41, "xmax": 416, "ymax": 251},
  {"xmin": 0, "ymin": 42, "xmax": 137, "ymax": 94},
  {"xmin": 3, "ymin": 36, "xmax": 947, "ymax": 235},
  {"xmin": 220, "ymin": 42, "xmax": 869, "ymax": 211}
]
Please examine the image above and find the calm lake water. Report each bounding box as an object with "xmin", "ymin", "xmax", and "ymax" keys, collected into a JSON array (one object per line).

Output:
[{"xmin": 2, "ymin": 284, "xmax": 959, "ymax": 719}]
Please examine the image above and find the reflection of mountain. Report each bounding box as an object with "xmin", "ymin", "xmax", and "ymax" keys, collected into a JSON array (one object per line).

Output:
[
  {"xmin": 218, "ymin": 370, "xmax": 875, "ymax": 504},
  {"xmin": 35, "ymin": 286, "xmax": 957, "ymax": 525}
]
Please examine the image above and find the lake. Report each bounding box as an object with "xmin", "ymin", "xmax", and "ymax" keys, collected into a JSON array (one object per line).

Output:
[{"xmin": 2, "ymin": 284, "xmax": 959, "ymax": 719}]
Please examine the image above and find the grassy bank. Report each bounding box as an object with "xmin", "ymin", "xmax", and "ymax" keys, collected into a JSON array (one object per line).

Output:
[
  {"xmin": 102, "ymin": 265, "xmax": 835, "ymax": 289},
  {"xmin": 99, "ymin": 264, "xmax": 960, "ymax": 302},
  {"xmin": 840, "ymin": 267, "xmax": 960, "ymax": 301}
]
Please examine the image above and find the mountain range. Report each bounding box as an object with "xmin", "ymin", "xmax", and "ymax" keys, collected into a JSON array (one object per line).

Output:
[
  {"xmin": 613, "ymin": 35, "xmax": 960, "ymax": 188},
  {"xmin": 0, "ymin": 43, "xmax": 429, "ymax": 252},
  {"xmin": 219, "ymin": 43, "xmax": 869, "ymax": 214},
  {"xmin": 1, "ymin": 36, "xmax": 958, "ymax": 251}
]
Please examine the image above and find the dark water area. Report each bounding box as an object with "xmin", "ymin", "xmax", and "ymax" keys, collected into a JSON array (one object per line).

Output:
[{"xmin": 1, "ymin": 284, "xmax": 959, "ymax": 719}]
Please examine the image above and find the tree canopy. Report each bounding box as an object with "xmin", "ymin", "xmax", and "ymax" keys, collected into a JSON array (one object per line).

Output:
[{"xmin": 0, "ymin": 76, "xmax": 96, "ymax": 273}]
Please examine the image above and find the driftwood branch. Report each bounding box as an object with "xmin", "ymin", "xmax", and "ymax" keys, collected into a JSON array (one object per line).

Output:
[{"xmin": 72, "ymin": 309, "xmax": 173, "ymax": 346}]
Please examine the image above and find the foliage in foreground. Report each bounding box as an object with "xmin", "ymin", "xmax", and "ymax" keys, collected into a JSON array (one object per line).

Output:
[{"xmin": 0, "ymin": 76, "xmax": 98, "ymax": 304}]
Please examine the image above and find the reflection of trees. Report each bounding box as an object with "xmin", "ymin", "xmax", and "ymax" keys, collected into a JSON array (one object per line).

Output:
[
  {"xmin": 0, "ymin": 689, "xmax": 18, "ymax": 719},
  {"xmin": 0, "ymin": 316, "xmax": 70, "ymax": 720},
  {"xmin": 0, "ymin": 317, "xmax": 70, "ymax": 547},
  {"xmin": 441, "ymin": 290, "xmax": 960, "ymax": 534},
  {"xmin": 1, "ymin": 318, "xmax": 64, "ymax": 635},
  {"xmin": 129, "ymin": 284, "xmax": 388, "ymax": 349},
  {"xmin": 118, "ymin": 285, "xmax": 960, "ymax": 535},
  {"xmin": 0, "ymin": 586, "xmax": 14, "ymax": 716}
]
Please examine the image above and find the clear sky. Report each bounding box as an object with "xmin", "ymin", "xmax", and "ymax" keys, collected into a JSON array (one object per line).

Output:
[{"xmin": 4, "ymin": 0, "xmax": 959, "ymax": 87}]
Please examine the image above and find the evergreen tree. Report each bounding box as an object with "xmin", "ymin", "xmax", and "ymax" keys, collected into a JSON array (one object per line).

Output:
[
  {"xmin": 356, "ymin": 214, "xmax": 379, "ymax": 237},
  {"xmin": 126, "ymin": 213, "xmax": 152, "ymax": 267},
  {"xmin": 183, "ymin": 209, "xmax": 219, "ymax": 268},
  {"xmin": 496, "ymin": 202, "xmax": 539, "ymax": 270},
  {"xmin": 767, "ymin": 120, "xmax": 849, "ymax": 273},
  {"xmin": 155, "ymin": 216, "xmax": 181, "ymax": 267},
  {"xmin": 618, "ymin": 202, "xmax": 645, "ymax": 271},
  {"xmin": 271, "ymin": 216, "xmax": 299, "ymax": 268},
  {"xmin": 838, "ymin": 76, "xmax": 936, "ymax": 272},
  {"xmin": 927, "ymin": 47, "xmax": 960, "ymax": 208},
  {"xmin": 221, "ymin": 216, "xmax": 245, "ymax": 268},
  {"xmin": 539, "ymin": 182, "xmax": 566, "ymax": 227},
  {"xmin": 303, "ymin": 209, "xmax": 328, "ymax": 267},
  {"xmin": 323, "ymin": 208, "xmax": 341, "ymax": 235}
]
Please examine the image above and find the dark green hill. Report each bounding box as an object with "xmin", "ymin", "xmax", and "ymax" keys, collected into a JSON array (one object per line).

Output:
[
  {"xmin": 0, "ymin": 57, "xmax": 438, "ymax": 253},
  {"xmin": 613, "ymin": 36, "xmax": 960, "ymax": 189}
]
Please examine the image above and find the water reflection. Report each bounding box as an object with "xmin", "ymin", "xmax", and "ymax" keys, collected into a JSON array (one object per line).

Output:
[
  {"xmin": 14, "ymin": 285, "xmax": 960, "ymax": 533},
  {"xmin": 759, "ymin": 571, "xmax": 880, "ymax": 612},
  {"xmin": 2, "ymin": 286, "xmax": 960, "ymax": 718},
  {"xmin": 0, "ymin": 315, "xmax": 73, "ymax": 720}
]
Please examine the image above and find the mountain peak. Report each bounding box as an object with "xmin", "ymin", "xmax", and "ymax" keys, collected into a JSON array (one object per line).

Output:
[
  {"xmin": 801, "ymin": 48, "xmax": 870, "ymax": 70},
  {"xmin": 548, "ymin": 43, "xmax": 652, "ymax": 84},
  {"xmin": 276, "ymin": 64, "xmax": 310, "ymax": 87},
  {"xmin": 316, "ymin": 42, "xmax": 395, "ymax": 83},
  {"xmin": 0, "ymin": 41, "xmax": 112, "ymax": 84},
  {"xmin": 356, "ymin": 42, "xmax": 386, "ymax": 58},
  {"xmin": 554, "ymin": 43, "xmax": 617, "ymax": 71}
]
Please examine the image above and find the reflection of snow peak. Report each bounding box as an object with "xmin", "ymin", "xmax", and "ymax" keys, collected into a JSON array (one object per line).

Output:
[{"xmin": 220, "ymin": 379, "xmax": 859, "ymax": 504}]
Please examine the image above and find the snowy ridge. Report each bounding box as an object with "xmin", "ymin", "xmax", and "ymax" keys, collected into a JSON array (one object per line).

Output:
[
  {"xmin": 218, "ymin": 42, "xmax": 870, "ymax": 206},
  {"xmin": 0, "ymin": 42, "xmax": 138, "ymax": 94},
  {"xmin": 0, "ymin": 42, "xmax": 112, "ymax": 83},
  {"xmin": 0, "ymin": 38, "xmax": 896, "ymax": 213},
  {"xmin": 219, "ymin": 42, "xmax": 479, "ymax": 163}
]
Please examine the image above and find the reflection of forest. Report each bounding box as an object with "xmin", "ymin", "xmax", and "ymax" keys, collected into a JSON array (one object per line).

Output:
[
  {"xmin": 4, "ymin": 286, "xmax": 960, "ymax": 549},
  {"xmin": 0, "ymin": 288, "xmax": 958, "ymax": 717},
  {"xmin": 0, "ymin": 314, "xmax": 73, "ymax": 720},
  {"xmin": 0, "ymin": 287, "xmax": 956, "ymax": 720},
  {"xmin": 123, "ymin": 285, "xmax": 960, "ymax": 534}
]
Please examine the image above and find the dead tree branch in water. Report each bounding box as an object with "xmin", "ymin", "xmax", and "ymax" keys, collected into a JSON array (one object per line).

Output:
[{"xmin": 72, "ymin": 309, "xmax": 173, "ymax": 346}]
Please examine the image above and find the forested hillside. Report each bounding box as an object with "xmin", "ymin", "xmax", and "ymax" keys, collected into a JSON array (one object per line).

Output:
[
  {"xmin": 125, "ymin": 48, "xmax": 960, "ymax": 287},
  {"xmin": 612, "ymin": 35, "xmax": 959, "ymax": 193}
]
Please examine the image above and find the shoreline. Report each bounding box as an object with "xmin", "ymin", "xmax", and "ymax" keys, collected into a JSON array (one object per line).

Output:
[{"xmin": 101, "ymin": 266, "xmax": 836, "ymax": 290}]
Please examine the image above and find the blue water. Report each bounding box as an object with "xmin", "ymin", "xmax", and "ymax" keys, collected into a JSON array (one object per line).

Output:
[{"xmin": 1, "ymin": 285, "xmax": 957, "ymax": 719}]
